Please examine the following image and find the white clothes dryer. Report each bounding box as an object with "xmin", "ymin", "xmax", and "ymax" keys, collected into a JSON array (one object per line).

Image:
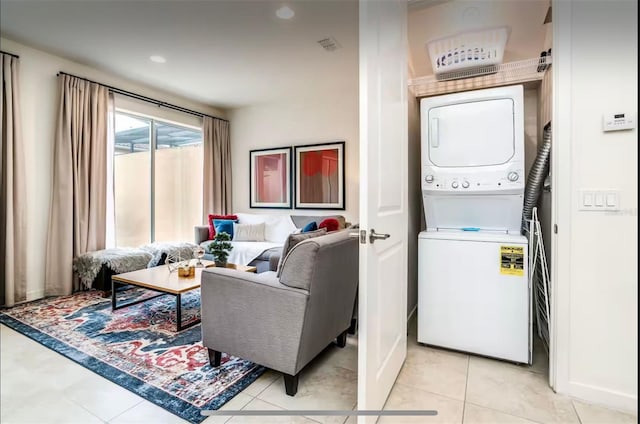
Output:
[{"xmin": 420, "ymin": 85, "xmax": 525, "ymax": 233}]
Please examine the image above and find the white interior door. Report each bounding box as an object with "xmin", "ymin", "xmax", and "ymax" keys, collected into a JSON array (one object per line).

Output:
[{"xmin": 358, "ymin": 0, "xmax": 408, "ymax": 422}]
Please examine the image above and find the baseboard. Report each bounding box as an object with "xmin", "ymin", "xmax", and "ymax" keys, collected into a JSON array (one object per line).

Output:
[{"xmin": 564, "ymin": 380, "xmax": 637, "ymax": 414}]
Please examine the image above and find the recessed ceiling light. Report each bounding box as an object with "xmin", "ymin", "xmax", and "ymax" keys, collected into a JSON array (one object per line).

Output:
[
  {"xmin": 149, "ymin": 55, "xmax": 166, "ymax": 63},
  {"xmin": 276, "ymin": 5, "xmax": 295, "ymax": 19}
]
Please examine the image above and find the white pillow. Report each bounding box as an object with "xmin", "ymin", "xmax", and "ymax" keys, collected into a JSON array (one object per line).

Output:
[
  {"xmin": 233, "ymin": 223, "xmax": 266, "ymax": 242},
  {"xmin": 235, "ymin": 212, "xmax": 267, "ymax": 225},
  {"xmin": 263, "ymin": 215, "xmax": 297, "ymax": 243},
  {"xmin": 234, "ymin": 213, "xmax": 297, "ymax": 244}
]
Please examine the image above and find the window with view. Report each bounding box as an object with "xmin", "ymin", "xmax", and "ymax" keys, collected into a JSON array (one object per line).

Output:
[{"xmin": 114, "ymin": 112, "xmax": 203, "ymax": 247}]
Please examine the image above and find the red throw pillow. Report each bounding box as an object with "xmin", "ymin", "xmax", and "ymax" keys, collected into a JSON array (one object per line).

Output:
[
  {"xmin": 318, "ymin": 218, "xmax": 340, "ymax": 233},
  {"xmin": 208, "ymin": 214, "xmax": 238, "ymax": 240}
]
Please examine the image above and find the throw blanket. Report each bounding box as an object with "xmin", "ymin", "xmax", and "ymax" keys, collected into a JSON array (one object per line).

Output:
[
  {"xmin": 226, "ymin": 241, "xmax": 283, "ymax": 266},
  {"xmin": 74, "ymin": 242, "xmax": 197, "ymax": 289},
  {"xmin": 73, "ymin": 248, "xmax": 153, "ymax": 289},
  {"xmin": 140, "ymin": 242, "xmax": 197, "ymax": 265}
]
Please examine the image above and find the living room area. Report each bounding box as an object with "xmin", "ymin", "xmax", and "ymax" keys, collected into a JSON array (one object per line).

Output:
[{"xmin": 1, "ymin": 0, "xmax": 361, "ymax": 422}]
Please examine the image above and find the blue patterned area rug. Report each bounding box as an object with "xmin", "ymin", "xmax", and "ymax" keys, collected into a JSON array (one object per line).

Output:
[{"xmin": 0, "ymin": 289, "xmax": 265, "ymax": 423}]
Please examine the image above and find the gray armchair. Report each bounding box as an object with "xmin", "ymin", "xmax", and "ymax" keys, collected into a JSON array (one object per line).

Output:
[{"xmin": 200, "ymin": 230, "xmax": 358, "ymax": 396}]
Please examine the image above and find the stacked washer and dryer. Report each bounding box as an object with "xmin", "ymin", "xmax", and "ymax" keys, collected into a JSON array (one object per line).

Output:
[{"xmin": 418, "ymin": 85, "xmax": 531, "ymax": 364}]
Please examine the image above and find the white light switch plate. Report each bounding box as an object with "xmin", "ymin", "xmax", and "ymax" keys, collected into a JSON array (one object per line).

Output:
[{"xmin": 580, "ymin": 190, "xmax": 620, "ymax": 211}]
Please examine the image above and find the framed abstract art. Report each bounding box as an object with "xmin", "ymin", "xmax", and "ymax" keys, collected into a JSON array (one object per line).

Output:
[
  {"xmin": 249, "ymin": 147, "xmax": 292, "ymax": 209},
  {"xmin": 294, "ymin": 141, "xmax": 345, "ymax": 210}
]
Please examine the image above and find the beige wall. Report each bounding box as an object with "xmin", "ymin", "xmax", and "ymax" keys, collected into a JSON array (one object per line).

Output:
[
  {"xmin": 553, "ymin": 0, "xmax": 637, "ymax": 412},
  {"xmin": 0, "ymin": 37, "xmax": 225, "ymax": 300},
  {"xmin": 407, "ymin": 90, "xmax": 423, "ymax": 317},
  {"xmin": 228, "ymin": 89, "xmax": 359, "ymax": 224}
]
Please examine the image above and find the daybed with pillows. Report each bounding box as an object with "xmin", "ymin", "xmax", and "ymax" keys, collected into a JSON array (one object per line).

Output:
[{"xmin": 194, "ymin": 213, "xmax": 349, "ymax": 273}]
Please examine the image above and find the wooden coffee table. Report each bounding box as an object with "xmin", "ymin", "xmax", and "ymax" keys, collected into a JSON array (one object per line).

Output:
[{"xmin": 111, "ymin": 260, "xmax": 257, "ymax": 331}]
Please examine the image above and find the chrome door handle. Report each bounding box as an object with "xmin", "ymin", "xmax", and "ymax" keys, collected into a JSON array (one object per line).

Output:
[
  {"xmin": 350, "ymin": 230, "xmax": 367, "ymax": 244},
  {"xmin": 369, "ymin": 229, "xmax": 390, "ymax": 244}
]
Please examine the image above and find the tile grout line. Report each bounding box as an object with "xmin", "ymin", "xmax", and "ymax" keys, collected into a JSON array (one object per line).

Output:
[
  {"xmin": 106, "ymin": 399, "xmax": 148, "ymax": 423},
  {"xmin": 250, "ymin": 397, "xmax": 324, "ymax": 424},
  {"xmin": 463, "ymin": 400, "xmax": 546, "ymax": 424},
  {"xmin": 342, "ymin": 400, "xmax": 358, "ymax": 424},
  {"xmin": 461, "ymin": 356, "xmax": 470, "ymax": 423},
  {"xmin": 222, "ymin": 392, "xmax": 256, "ymax": 424},
  {"xmin": 252, "ymin": 372, "xmax": 281, "ymax": 399},
  {"xmin": 568, "ymin": 395, "xmax": 638, "ymax": 418},
  {"xmin": 391, "ymin": 380, "xmax": 465, "ymax": 404},
  {"xmin": 570, "ymin": 399, "xmax": 584, "ymax": 424},
  {"xmin": 2, "ymin": 327, "xmax": 148, "ymax": 424},
  {"xmin": 70, "ymin": 393, "xmax": 135, "ymax": 424}
]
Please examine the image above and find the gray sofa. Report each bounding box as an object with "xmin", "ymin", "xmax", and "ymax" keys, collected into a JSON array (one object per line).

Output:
[
  {"xmin": 194, "ymin": 215, "xmax": 349, "ymax": 273},
  {"xmin": 200, "ymin": 229, "xmax": 358, "ymax": 396}
]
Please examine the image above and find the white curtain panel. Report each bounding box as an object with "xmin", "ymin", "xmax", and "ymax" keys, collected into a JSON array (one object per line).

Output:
[
  {"xmin": 202, "ymin": 116, "xmax": 232, "ymax": 221},
  {"xmin": 45, "ymin": 74, "xmax": 109, "ymax": 295},
  {"xmin": 0, "ymin": 53, "xmax": 27, "ymax": 307},
  {"xmin": 105, "ymin": 93, "xmax": 116, "ymax": 248}
]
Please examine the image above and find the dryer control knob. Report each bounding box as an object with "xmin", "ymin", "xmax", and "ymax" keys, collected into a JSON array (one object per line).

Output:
[
  {"xmin": 508, "ymin": 172, "xmax": 519, "ymax": 182},
  {"xmin": 451, "ymin": 181, "xmax": 459, "ymax": 189},
  {"xmin": 425, "ymin": 175, "xmax": 434, "ymax": 183},
  {"xmin": 462, "ymin": 181, "xmax": 470, "ymax": 188}
]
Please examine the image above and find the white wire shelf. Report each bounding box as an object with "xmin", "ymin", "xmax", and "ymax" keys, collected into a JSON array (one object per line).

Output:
[{"xmin": 409, "ymin": 56, "xmax": 552, "ymax": 98}]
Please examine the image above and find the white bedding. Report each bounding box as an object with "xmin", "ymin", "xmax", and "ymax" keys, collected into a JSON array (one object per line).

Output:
[{"xmin": 227, "ymin": 241, "xmax": 283, "ymax": 266}]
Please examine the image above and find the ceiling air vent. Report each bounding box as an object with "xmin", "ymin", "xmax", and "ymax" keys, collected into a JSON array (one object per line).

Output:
[{"xmin": 317, "ymin": 37, "xmax": 342, "ymax": 52}]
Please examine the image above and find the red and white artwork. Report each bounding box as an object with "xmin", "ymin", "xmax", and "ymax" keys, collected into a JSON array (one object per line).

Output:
[
  {"xmin": 295, "ymin": 142, "xmax": 345, "ymax": 209},
  {"xmin": 250, "ymin": 147, "xmax": 291, "ymax": 208}
]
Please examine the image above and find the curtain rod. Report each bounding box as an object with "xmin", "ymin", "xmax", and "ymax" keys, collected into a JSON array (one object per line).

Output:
[
  {"xmin": 57, "ymin": 71, "xmax": 228, "ymax": 123},
  {"xmin": 1, "ymin": 50, "xmax": 20, "ymax": 59}
]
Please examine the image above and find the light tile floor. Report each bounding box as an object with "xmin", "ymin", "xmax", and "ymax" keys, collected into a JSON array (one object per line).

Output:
[{"xmin": 1, "ymin": 316, "xmax": 636, "ymax": 424}]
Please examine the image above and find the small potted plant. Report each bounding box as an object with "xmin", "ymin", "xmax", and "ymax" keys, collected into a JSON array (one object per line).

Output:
[{"xmin": 207, "ymin": 231, "xmax": 233, "ymax": 268}]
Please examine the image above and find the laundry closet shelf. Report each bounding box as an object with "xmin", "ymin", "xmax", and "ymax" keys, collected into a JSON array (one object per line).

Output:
[{"xmin": 409, "ymin": 56, "xmax": 552, "ymax": 98}]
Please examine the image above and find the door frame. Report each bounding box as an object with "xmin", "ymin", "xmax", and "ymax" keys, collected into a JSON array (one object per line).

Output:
[{"xmin": 550, "ymin": 0, "xmax": 570, "ymax": 395}]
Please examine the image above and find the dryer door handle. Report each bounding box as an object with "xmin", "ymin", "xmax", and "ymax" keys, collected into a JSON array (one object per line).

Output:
[{"xmin": 430, "ymin": 118, "xmax": 439, "ymax": 148}]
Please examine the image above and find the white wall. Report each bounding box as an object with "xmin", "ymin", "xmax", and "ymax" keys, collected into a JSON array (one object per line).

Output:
[
  {"xmin": 523, "ymin": 88, "xmax": 539, "ymax": 177},
  {"xmin": 228, "ymin": 86, "xmax": 359, "ymax": 224},
  {"xmin": 0, "ymin": 37, "xmax": 226, "ymax": 301},
  {"xmin": 553, "ymin": 0, "xmax": 637, "ymax": 413}
]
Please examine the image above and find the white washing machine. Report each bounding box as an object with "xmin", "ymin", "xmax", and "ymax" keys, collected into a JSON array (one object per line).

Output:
[
  {"xmin": 418, "ymin": 85, "xmax": 531, "ymax": 363},
  {"xmin": 418, "ymin": 231, "xmax": 530, "ymax": 363}
]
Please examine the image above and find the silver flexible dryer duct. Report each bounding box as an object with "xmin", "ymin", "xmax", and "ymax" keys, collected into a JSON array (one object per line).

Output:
[{"xmin": 522, "ymin": 123, "xmax": 552, "ymax": 228}]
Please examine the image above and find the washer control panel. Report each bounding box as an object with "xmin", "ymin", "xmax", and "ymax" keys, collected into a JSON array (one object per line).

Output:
[{"xmin": 422, "ymin": 166, "xmax": 524, "ymax": 193}]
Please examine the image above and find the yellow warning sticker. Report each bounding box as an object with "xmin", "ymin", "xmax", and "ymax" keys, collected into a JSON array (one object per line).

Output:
[{"xmin": 500, "ymin": 245, "xmax": 525, "ymax": 276}]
